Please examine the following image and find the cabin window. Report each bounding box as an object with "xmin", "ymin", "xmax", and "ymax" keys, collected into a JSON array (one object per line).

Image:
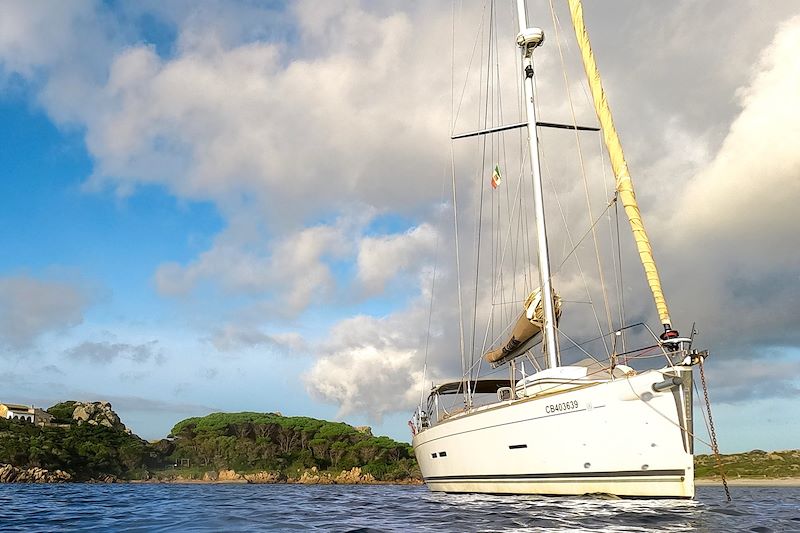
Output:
[
  {"xmin": 431, "ymin": 453, "xmax": 437, "ymax": 458},
  {"xmin": 509, "ymin": 444, "xmax": 528, "ymax": 449},
  {"xmin": 439, "ymin": 451, "xmax": 447, "ymax": 457}
]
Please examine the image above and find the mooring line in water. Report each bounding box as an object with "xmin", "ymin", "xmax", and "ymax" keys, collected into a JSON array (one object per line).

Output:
[{"xmin": 699, "ymin": 358, "xmax": 732, "ymax": 502}]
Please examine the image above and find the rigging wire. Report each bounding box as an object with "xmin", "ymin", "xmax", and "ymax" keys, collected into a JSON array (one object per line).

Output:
[
  {"xmin": 554, "ymin": 326, "xmax": 602, "ymax": 364},
  {"xmin": 550, "ymin": 1, "xmax": 628, "ymax": 348},
  {"xmin": 469, "ymin": 0, "xmax": 494, "ymax": 398},
  {"xmin": 478, "ymin": 150, "xmax": 530, "ymax": 357},
  {"xmin": 593, "ymin": 103, "xmax": 628, "ymax": 354},
  {"xmin": 614, "ymin": 191, "xmax": 628, "ymax": 355},
  {"xmin": 497, "ymin": 0, "xmax": 518, "ymax": 332},
  {"xmin": 419, "ymin": 154, "xmax": 449, "ymax": 411},
  {"xmin": 552, "ymin": 196, "xmax": 616, "ymax": 277},
  {"xmin": 474, "ymin": 0, "xmax": 507, "ymax": 396},
  {"xmin": 550, "ymin": 2, "xmax": 632, "ymax": 356},
  {"xmin": 548, "ymin": 0, "xmax": 615, "ymax": 355},
  {"xmin": 451, "ymin": 0, "xmax": 490, "ymax": 136},
  {"xmin": 449, "ymin": 0, "xmax": 470, "ymax": 406},
  {"xmin": 472, "ymin": 0, "xmax": 531, "ymax": 401},
  {"xmin": 537, "ymin": 137, "xmax": 611, "ymax": 360}
]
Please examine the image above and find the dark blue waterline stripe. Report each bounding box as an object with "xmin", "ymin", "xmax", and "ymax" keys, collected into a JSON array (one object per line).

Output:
[
  {"xmin": 424, "ymin": 469, "xmax": 685, "ymax": 482},
  {"xmin": 428, "ymin": 478, "xmax": 682, "ymax": 486}
]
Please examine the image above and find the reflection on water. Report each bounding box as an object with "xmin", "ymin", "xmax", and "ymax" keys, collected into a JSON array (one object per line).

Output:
[{"xmin": 0, "ymin": 483, "xmax": 797, "ymax": 532}]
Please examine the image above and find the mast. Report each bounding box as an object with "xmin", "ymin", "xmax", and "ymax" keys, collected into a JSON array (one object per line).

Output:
[{"xmin": 515, "ymin": 0, "xmax": 559, "ymax": 368}]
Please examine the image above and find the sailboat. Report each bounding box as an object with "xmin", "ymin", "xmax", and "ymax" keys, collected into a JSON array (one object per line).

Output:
[{"xmin": 409, "ymin": 0, "xmax": 708, "ymax": 499}]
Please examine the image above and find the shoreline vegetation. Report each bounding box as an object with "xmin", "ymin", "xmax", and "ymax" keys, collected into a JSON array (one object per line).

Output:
[
  {"xmin": 0, "ymin": 401, "xmax": 419, "ymax": 484},
  {"xmin": 1, "ymin": 400, "xmax": 798, "ymax": 485}
]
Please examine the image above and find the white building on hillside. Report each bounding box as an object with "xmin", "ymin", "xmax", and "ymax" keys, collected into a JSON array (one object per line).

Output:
[{"xmin": 0, "ymin": 403, "xmax": 35, "ymax": 423}]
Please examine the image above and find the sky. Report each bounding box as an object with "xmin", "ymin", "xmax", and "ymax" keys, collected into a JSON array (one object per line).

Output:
[{"xmin": 1, "ymin": 1, "xmax": 799, "ymax": 453}]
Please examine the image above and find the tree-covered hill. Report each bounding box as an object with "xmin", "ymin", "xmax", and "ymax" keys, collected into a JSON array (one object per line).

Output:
[
  {"xmin": 0, "ymin": 403, "xmax": 419, "ymax": 482},
  {"xmin": 166, "ymin": 412, "xmax": 418, "ymax": 481}
]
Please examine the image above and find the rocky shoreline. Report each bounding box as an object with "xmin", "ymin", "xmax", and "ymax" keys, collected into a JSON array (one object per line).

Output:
[
  {"xmin": 141, "ymin": 466, "xmax": 422, "ymax": 485},
  {"xmin": 0, "ymin": 464, "xmax": 72, "ymax": 483},
  {"xmin": 0, "ymin": 463, "xmax": 420, "ymax": 485}
]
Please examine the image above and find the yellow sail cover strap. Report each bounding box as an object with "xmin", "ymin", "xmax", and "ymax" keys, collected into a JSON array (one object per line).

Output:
[{"xmin": 567, "ymin": 0, "xmax": 672, "ymax": 327}]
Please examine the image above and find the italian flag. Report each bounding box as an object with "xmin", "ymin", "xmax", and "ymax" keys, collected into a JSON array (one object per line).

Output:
[{"xmin": 491, "ymin": 165, "xmax": 502, "ymax": 189}]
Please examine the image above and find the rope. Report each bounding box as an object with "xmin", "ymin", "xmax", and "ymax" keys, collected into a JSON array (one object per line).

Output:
[{"xmin": 699, "ymin": 358, "xmax": 732, "ymax": 502}]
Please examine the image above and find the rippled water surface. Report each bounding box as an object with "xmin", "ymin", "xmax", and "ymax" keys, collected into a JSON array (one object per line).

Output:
[{"xmin": 1, "ymin": 484, "xmax": 798, "ymax": 532}]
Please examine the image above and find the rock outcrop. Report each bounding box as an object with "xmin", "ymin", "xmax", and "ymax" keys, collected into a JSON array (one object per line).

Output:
[
  {"xmin": 200, "ymin": 470, "xmax": 248, "ymax": 482},
  {"xmin": 217, "ymin": 469, "xmax": 244, "ymax": 481},
  {"xmin": 71, "ymin": 401, "xmax": 129, "ymax": 433},
  {"xmin": 0, "ymin": 464, "xmax": 72, "ymax": 483},
  {"xmin": 295, "ymin": 466, "xmax": 375, "ymax": 485},
  {"xmin": 243, "ymin": 471, "xmax": 287, "ymax": 484}
]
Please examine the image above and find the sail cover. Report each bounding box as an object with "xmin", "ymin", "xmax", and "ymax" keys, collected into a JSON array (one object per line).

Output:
[
  {"xmin": 484, "ymin": 288, "xmax": 562, "ymax": 364},
  {"xmin": 567, "ymin": 0, "xmax": 672, "ymax": 327}
]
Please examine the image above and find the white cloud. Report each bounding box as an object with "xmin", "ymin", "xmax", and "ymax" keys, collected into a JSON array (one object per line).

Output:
[
  {"xmin": 357, "ymin": 223, "xmax": 437, "ymax": 294},
  {"xmin": 657, "ymin": 16, "xmax": 800, "ymax": 349},
  {"xmin": 0, "ymin": 1, "xmax": 111, "ymax": 78},
  {"xmin": 0, "ymin": 275, "xmax": 93, "ymax": 350},
  {"xmin": 209, "ymin": 323, "xmax": 306, "ymax": 354},
  {"xmin": 306, "ymin": 345, "xmax": 421, "ymax": 421},
  {"xmin": 304, "ymin": 310, "xmax": 429, "ymax": 419},
  {"xmin": 54, "ymin": 3, "xmax": 449, "ymax": 227},
  {"xmin": 64, "ymin": 340, "xmax": 161, "ymax": 365},
  {"xmin": 155, "ymin": 214, "xmax": 355, "ymax": 315},
  {"xmin": 156, "ymin": 214, "xmax": 440, "ymax": 317}
]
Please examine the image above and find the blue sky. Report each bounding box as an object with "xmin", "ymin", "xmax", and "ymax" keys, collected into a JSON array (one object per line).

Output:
[{"xmin": 1, "ymin": 1, "xmax": 799, "ymax": 453}]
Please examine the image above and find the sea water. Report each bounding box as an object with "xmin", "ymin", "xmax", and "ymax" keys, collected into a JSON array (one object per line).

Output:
[{"xmin": 0, "ymin": 484, "xmax": 798, "ymax": 532}]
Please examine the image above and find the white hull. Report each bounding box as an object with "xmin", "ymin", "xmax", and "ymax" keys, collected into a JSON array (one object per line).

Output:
[{"xmin": 413, "ymin": 367, "xmax": 694, "ymax": 498}]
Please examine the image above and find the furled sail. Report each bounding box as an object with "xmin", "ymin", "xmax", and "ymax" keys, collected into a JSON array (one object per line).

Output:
[
  {"xmin": 567, "ymin": 0, "xmax": 672, "ymax": 328},
  {"xmin": 484, "ymin": 288, "xmax": 562, "ymax": 364}
]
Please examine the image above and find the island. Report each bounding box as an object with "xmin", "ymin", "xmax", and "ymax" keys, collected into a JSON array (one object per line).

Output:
[{"xmin": 0, "ymin": 400, "xmax": 419, "ymax": 484}]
